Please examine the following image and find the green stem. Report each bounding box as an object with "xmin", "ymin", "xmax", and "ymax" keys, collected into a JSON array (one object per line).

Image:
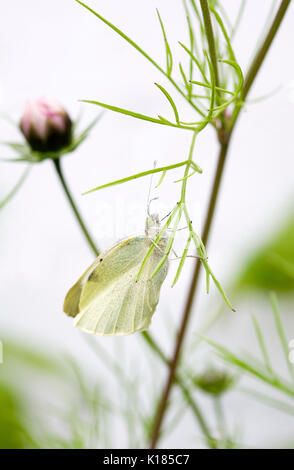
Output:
[
  {"xmin": 149, "ymin": 0, "xmax": 291, "ymax": 449},
  {"xmin": 53, "ymin": 158, "xmax": 99, "ymax": 256},
  {"xmin": 214, "ymin": 396, "xmax": 227, "ymax": 447},
  {"xmin": 199, "ymin": 0, "xmax": 219, "ymax": 87},
  {"xmin": 181, "ymin": 131, "xmax": 198, "ymax": 202}
]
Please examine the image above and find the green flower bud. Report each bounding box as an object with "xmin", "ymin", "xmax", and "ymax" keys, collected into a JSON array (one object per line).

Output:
[{"xmin": 193, "ymin": 367, "xmax": 235, "ymax": 396}]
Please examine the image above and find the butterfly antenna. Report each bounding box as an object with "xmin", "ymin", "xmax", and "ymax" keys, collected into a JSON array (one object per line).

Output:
[
  {"xmin": 147, "ymin": 160, "xmax": 158, "ymax": 217},
  {"xmin": 161, "ymin": 209, "xmax": 173, "ymax": 222}
]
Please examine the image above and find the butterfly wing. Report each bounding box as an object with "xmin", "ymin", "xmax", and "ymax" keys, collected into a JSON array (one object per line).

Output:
[
  {"xmin": 63, "ymin": 257, "xmax": 102, "ymax": 317},
  {"xmin": 63, "ymin": 241, "xmax": 121, "ymax": 317},
  {"xmin": 73, "ymin": 236, "xmax": 168, "ymax": 336}
]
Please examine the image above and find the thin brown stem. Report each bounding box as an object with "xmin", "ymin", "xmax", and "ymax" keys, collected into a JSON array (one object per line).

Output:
[
  {"xmin": 243, "ymin": 0, "xmax": 291, "ymax": 101},
  {"xmin": 149, "ymin": 0, "xmax": 291, "ymax": 448},
  {"xmin": 149, "ymin": 141, "xmax": 229, "ymax": 449},
  {"xmin": 142, "ymin": 332, "xmax": 216, "ymax": 447},
  {"xmin": 231, "ymin": 0, "xmax": 291, "ymax": 129}
]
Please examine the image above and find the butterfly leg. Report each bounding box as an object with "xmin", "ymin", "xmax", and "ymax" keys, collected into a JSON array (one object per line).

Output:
[{"xmin": 169, "ymin": 251, "xmax": 207, "ymax": 261}]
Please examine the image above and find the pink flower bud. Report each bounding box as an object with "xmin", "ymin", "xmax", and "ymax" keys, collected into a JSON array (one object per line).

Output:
[{"xmin": 20, "ymin": 97, "xmax": 72, "ymax": 152}]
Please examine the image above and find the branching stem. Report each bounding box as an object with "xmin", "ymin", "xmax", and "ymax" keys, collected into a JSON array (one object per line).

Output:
[{"xmin": 149, "ymin": 0, "xmax": 291, "ymax": 449}]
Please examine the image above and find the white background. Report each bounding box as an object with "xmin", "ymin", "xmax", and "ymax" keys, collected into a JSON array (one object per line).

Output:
[{"xmin": 0, "ymin": 0, "xmax": 294, "ymax": 448}]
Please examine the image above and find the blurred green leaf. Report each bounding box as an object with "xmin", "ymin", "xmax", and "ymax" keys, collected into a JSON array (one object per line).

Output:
[
  {"xmin": 1, "ymin": 142, "xmax": 31, "ymax": 154},
  {"xmin": 1, "ymin": 335, "xmax": 65, "ymax": 377},
  {"xmin": 0, "ymin": 167, "xmax": 30, "ymax": 211},
  {"xmin": 0, "ymin": 381, "xmax": 37, "ymax": 449},
  {"xmin": 202, "ymin": 334, "xmax": 294, "ymax": 398},
  {"xmin": 236, "ymin": 214, "xmax": 294, "ymax": 292},
  {"xmin": 0, "ymin": 336, "xmax": 109, "ymax": 448}
]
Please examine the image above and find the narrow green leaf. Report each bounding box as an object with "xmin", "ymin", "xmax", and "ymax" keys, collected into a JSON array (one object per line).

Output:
[
  {"xmin": 172, "ymin": 233, "xmax": 192, "ymax": 286},
  {"xmin": 179, "ymin": 119, "xmax": 207, "ymax": 125},
  {"xmin": 210, "ymin": 7, "xmax": 236, "ymax": 61},
  {"xmin": 202, "ymin": 336, "xmax": 294, "ymax": 398},
  {"xmin": 81, "ymin": 99, "xmax": 195, "ymax": 131},
  {"xmin": 184, "ymin": 12, "xmax": 195, "ymax": 98},
  {"xmin": 0, "ymin": 156, "xmax": 32, "ymax": 163},
  {"xmin": 191, "ymin": 161, "xmax": 203, "ymax": 173},
  {"xmin": 183, "ymin": 205, "xmax": 234, "ymax": 310},
  {"xmin": 75, "ymin": 0, "xmax": 205, "ymax": 117},
  {"xmin": 251, "ymin": 313, "xmax": 274, "ymax": 376},
  {"xmin": 157, "ymin": 115, "xmax": 174, "ymax": 125},
  {"xmin": 155, "ymin": 83, "xmax": 180, "ymax": 124},
  {"xmin": 0, "ymin": 167, "xmax": 30, "ymax": 210},
  {"xmin": 204, "ymin": 50, "xmax": 216, "ymax": 120},
  {"xmin": 76, "ymin": 113, "xmax": 104, "ymax": 141},
  {"xmin": 64, "ymin": 113, "xmax": 104, "ymax": 154},
  {"xmin": 231, "ymin": 0, "xmax": 246, "ymax": 40},
  {"xmin": 217, "ymin": 2, "xmax": 233, "ymax": 36},
  {"xmin": 156, "ymin": 170, "xmax": 167, "ymax": 188},
  {"xmin": 211, "ymin": 59, "xmax": 243, "ymax": 115},
  {"xmin": 178, "ymin": 42, "xmax": 209, "ymax": 84},
  {"xmin": 150, "ymin": 207, "xmax": 183, "ymax": 279},
  {"xmin": 189, "ymin": 0, "xmax": 205, "ymax": 39},
  {"xmin": 137, "ymin": 205, "xmax": 179, "ymax": 281},
  {"xmin": 83, "ymin": 161, "xmax": 189, "ymax": 195},
  {"xmin": 75, "ymin": 0, "xmax": 163, "ymax": 74},
  {"xmin": 156, "ymin": 9, "xmax": 173, "ymax": 76},
  {"xmin": 1, "ymin": 142, "xmax": 30, "ymax": 155},
  {"xmin": 241, "ymin": 387, "xmax": 294, "ymax": 417},
  {"xmin": 179, "ymin": 63, "xmax": 190, "ymax": 93},
  {"xmin": 208, "ymin": 269, "xmax": 235, "ymax": 311},
  {"xmin": 190, "ymin": 80, "xmax": 234, "ymax": 95},
  {"xmin": 174, "ymin": 168, "xmax": 198, "ymax": 183},
  {"xmin": 270, "ymin": 292, "xmax": 294, "ymax": 383},
  {"xmin": 191, "ymin": 94, "xmax": 210, "ymax": 99},
  {"xmin": 247, "ymin": 85, "xmax": 282, "ymax": 104}
]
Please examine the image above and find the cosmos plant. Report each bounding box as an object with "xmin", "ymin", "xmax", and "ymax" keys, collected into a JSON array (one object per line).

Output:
[{"xmin": 1, "ymin": 0, "xmax": 291, "ymax": 449}]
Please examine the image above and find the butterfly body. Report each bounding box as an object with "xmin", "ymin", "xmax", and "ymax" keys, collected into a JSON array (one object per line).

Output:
[{"xmin": 63, "ymin": 216, "xmax": 168, "ymax": 336}]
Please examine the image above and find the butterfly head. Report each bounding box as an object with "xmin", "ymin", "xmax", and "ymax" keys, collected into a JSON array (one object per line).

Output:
[
  {"xmin": 145, "ymin": 213, "xmax": 161, "ymax": 238},
  {"xmin": 145, "ymin": 214, "xmax": 168, "ymax": 251}
]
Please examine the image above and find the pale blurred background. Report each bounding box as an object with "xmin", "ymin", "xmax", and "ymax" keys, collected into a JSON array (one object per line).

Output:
[{"xmin": 0, "ymin": 0, "xmax": 294, "ymax": 448}]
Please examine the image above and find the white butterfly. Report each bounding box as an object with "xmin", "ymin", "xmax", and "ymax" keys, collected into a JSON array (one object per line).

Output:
[{"xmin": 63, "ymin": 214, "xmax": 168, "ymax": 336}]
